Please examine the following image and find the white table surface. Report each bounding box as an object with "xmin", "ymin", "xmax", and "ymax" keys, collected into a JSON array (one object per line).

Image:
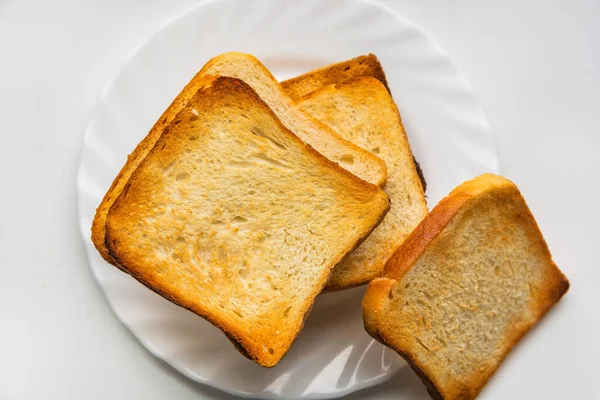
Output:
[{"xmin": 1, "ymin": 0, "xmax": 598, "ymax": 399}]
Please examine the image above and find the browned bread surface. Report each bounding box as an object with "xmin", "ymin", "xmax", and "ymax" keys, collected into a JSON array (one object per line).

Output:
[
  {"xmin": 282, "ymin": 54, "xmax": 426, "ymax": 192},
  {"xmin": 199, "ymin": 52, "xmax": 387, "ymax": 186},
  {"xmin": 363, "ymin": 174, "xmax": 569, "ymax": 399},
  {"xmin": 298, "ymin": 77, "xmax": 428, "ymax": 290},
  {"xmin": 92, "ymin": 52, "xmax": 387, "ymax": 264},
  {"xmin": 91, "ymin": 74, "xmax": 218, "ymax": 263},
  {"xmin": 281, "ymin": 54, "xmax": 390, "ymax": 101},
  {"xmin": 105, "ymin": 76, "xmax": 390, "ymax": 367}
]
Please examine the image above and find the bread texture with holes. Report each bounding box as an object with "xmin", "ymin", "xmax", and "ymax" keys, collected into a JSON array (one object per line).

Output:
[
  {"xmin": 91, "ymin": 74, "xmax": 219, "ymax": 263},
  {"xmin": 199, "ymin": 52, "xmax": 387, "ymax": 186},
  {"xmin": 282, "ymin": 54, "xmax": 427, "ymax": 192},
  {"xmin": 298, "ymin": 77, "xmax": 428, "ymax": 290},
  {"xmin": 91, "ymin": 53, "xmax": 387, "ymax": 264},
  {"xmin": 281, "ymin": 54, "xmax": 390, "ymax": 101},
  {"xmin": 104, "ymin": 76, "xmax": 390, "ymax": 367},
  {"xmin": 363, "ymin": 174, "xmax": 569, "ymax": 400}
]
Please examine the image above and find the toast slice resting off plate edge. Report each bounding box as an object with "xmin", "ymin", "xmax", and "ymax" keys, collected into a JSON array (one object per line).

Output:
[{"xmin": 362, "ymin": 174, "xmax": 569, "ymax": 400}]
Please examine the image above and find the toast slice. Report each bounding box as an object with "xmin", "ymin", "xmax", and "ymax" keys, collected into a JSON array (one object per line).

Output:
[
  {"xmin": 105, "ymin": 76, "xmax": 390, "ymax": 367},
  {"xmin": 282, "ymin": 55, "xmax": 426, "ymax": 192},
  {"xmin": 91, "ymin": 74, "xmax": 218, "ymax": 263},
  {"xmin": 281, "ymin": 54, "xmax": 390, "ymax": 101},
  {"xmin": 362, "ymin": 174, "xmax": 569, "ymax": 399},
  {"xmin": 298, "ymin": 77, "xmax": 428, "ymax": 290},
  {"xmin": 92, "ymin": 53, "xmax": 387, "ymax": 264},
  {"xmin": 198, "ymin": 52, "xmax": 387, "ymax": 187}
]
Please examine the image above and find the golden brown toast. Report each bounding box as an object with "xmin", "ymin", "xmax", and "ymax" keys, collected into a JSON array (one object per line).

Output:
[
  {"xmin": 282, "ymin": 54, "xmax": 426, "ymax": 192},
  {"xmin": 281, "ymin": 54, "xmax": 390, "ymax": 101},
  {"xmin": 92, "ymin": 53, "xmax": 388, "ymax": 263},
  {"xmin": 91, "ymin": 74, "xmax": 218, "ymax": 263},
  {"xmin": 105, "ymin": 76, "xmax": 390, "ymax": 367},
  {"xmin": 298, "ymin": 77, "xmax": 428, "ymax": 290},
  {"xmin": 363, "ymin": 174, "xmax": 569, "ymax": 399},
  {"xmin": 199, "ymin": 52, "xmax": 387, "ymax": 186}
]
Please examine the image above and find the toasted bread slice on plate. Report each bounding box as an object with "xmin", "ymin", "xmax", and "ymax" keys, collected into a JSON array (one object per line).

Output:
[
  {"xmin": 281, "ymin": 54, "xmax": 390, "ymax": 100},
  {"xmin": 199, "ymin": 52, "xmax": 387, "ymax": 186},
  {"xmin": 105, "ymin": 76, "xmax": 390, "ymax": 367},
  {"xmin": 298, "ymin": 77, "xmax": 428, "ymax": 290},
  {"xmin": 363, "ymin": 174, "xmax": 569, "ymax": 400},
  {"xmin": 284, "ymin": 55, "xmax": 426, "ymax": 192},
  {"xmin": 91, "ymin": 74, "xmax": 218, "ymax": 263},
  {"xmin": 92, "ymin": 52, "xmax": 387, "ymax": 264}
]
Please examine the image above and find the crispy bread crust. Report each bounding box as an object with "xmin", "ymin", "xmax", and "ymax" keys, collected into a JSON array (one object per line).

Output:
[
  {"xmin": 284, "ymin": 55, "xmax": 426, "ymax": 192},
  {"xmin": 91, "ymin": 74, "xmax": 219, "ymax": 263},
  {"xmin": 298, "ymin": 77, "xmax": 428, "ymax": 291},
  {"xmin": 93, "ymin": 54, "xmax": 390, "ymax": 263},
  {"xmin": 281, "ymin": 54, "xmax": 390, "ymax": 101},
  {"xmin": 200, "ymin": 52, "xmax": 388, "ymax": 187},
  {"xmin": 363, "ymin": 174, "xmax": 569, "ymax": 399},
  {"xmin": 106, "ymin": 76, "xmax": 390, "ymax": 367}
]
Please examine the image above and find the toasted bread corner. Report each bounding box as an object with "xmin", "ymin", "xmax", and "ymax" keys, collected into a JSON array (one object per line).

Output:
[
  {"xmin": 281, "ymin": 54, "xmax": 390, "ymax": 101},
  {"xmin": 91, "ymin": 74, "xmax": 220, "ymax": 263},
  {"xmin": 363, "ymin": 174, "xmax": 569, "ymax": 399}
]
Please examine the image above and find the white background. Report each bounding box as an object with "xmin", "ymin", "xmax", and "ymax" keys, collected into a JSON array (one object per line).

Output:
[{"xmin": 0, "ymin": 0, "xmax": 598, "ymax": 399}]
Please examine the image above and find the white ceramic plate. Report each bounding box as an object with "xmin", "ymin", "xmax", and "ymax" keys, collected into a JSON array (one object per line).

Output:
[{"xmin": 77, "ymin": 0, "xmax": 499, "ymax": 398}]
